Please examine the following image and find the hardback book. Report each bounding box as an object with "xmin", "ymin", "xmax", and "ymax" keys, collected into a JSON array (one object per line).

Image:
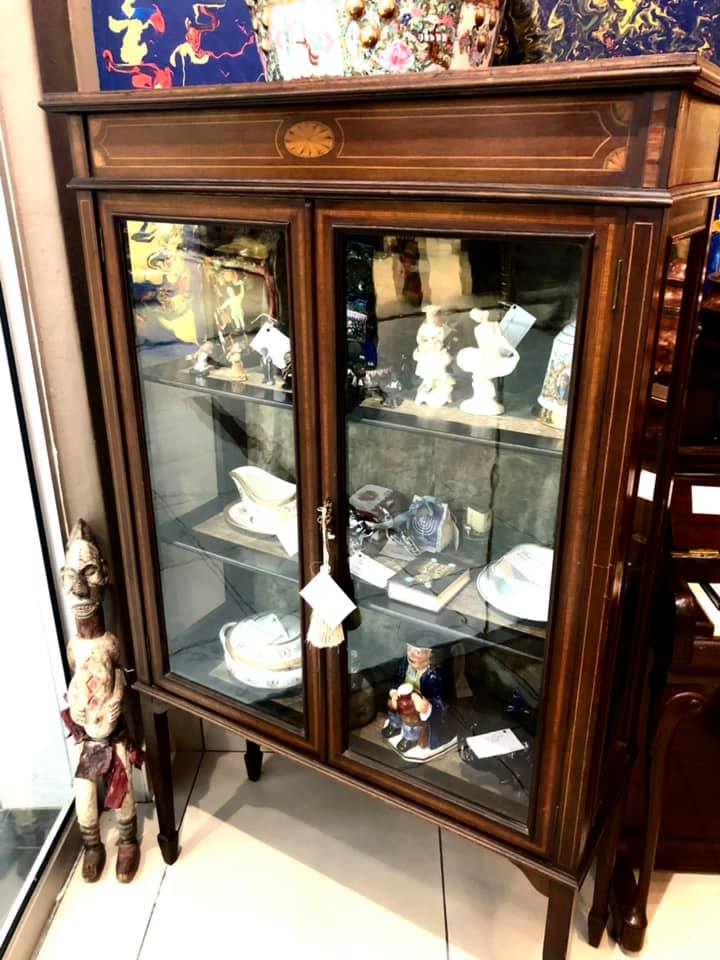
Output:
[{"xmin": 387, "ymin": 553, "xmax": 472, "ymax": 612}]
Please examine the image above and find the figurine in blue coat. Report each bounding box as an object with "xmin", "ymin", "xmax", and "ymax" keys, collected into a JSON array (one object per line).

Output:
[{"xmin": 382, "ymin": 641, "xmax": 456, "ymax": 763}]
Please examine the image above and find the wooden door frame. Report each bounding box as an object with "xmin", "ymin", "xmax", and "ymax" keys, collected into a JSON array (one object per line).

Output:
[
  {"xmin": 97, "ymin": 191, "xmax": 324, "ymax": 758},
  {"xmin": 314, "ymin": 198, "xmax": 633, "ymax": 859}
]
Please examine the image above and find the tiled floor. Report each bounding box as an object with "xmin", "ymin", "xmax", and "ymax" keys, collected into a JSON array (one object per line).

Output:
[{"xmin": 35, "ymin": 751, "xmax": 717, "ymax": 960}]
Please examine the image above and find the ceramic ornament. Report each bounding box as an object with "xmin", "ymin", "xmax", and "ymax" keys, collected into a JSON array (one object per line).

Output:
[
  {"xmin": 413, "ymin": 304, "xmax": 455, "ymax": 408},
  {"xmin": 457, "ymin": 307, "xmax": 519, "ymax": 416},
  {"xmin": 381, "ymin": 641, "xmax": 457, "ymax": 763}
]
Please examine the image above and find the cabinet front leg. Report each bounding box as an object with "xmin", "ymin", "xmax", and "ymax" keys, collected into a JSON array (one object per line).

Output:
[
  {"xmin": 543, "ymin": 880, "xmax": 577, "ymax": 960},
  {"xmin": 141, "ymin": 699, "xmax": 179, "ymax": 864},
  {"xmin": 244, "ymin": 739, "xmax": 263, "ymax": 782}
]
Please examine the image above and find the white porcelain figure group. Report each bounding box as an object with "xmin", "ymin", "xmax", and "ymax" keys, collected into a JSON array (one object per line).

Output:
[{"xmin": 414, "ymin": 305, "xmax": 520, "ymax": 416}]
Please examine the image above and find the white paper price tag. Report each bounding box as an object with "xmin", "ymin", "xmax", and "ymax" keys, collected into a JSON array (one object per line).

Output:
[
  {"xmin": 349, "ymin": 552, "xmax": 395, "ymax": 588},
  {"xmin": 300, "ymin": 570, "xmax": 356, "ymax": 629},
  {"xmin": 275, "ymin": 517, "xmax": 299, "ymax": 558},
  {"xmin": 465, "ymin": 728, "xmax": 525, "ymax": 760},
  {"xmin": 500, "ymin": 304, "xmax": 536, "ymax": 348},
  {"xmin": 250, "ymin": 322, "xmax": 291, "ymax": 369}
]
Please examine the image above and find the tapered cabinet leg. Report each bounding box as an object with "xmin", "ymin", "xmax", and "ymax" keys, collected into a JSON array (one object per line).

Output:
[
  {"xmin": 141, "ymin": 699, "xmax": 179, "ymax": 864},
  {"xmin": 543, "ymin": 880, "xmax": 577, "ymax": 960},
  {"xmin": 244, "ymin": 739, "xmax": 263, "ymax": 782},
  {"xmin": 588, "ymin": 787, "xmax": 626, "ymax": 946}
]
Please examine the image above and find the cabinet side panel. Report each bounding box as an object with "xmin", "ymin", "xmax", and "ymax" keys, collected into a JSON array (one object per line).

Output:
[
  {"xmin": 669, "ymin": 95, "xmax": 720, "ymax": 187},
  {"xmin": 555, "ymin": 216, "xmax": 663, "ymax": 869}
]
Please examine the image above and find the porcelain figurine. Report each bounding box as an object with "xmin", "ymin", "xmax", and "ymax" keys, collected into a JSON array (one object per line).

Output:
[
  {"xmin": 260, "ymin": 347, "xmax": 275, "ymax": 384},
  {"xmin": 190, "ymin": 339, "xmax": 221, "ymax": 375},
  {"xmin": 60, "ymin": 520, "xmax": 141, "ymax": 884},
  {"xmin": 457, "ymin": 308, "xmax": 519, "ymax": 416},
  {"xmin": 537, "ymin": 321, "xmax": 576, "ymax": 430},
  {"xmin": 381, "ymin": 641, "xmax": 456, "ymax": 762},
  {"xmin": 281, "ymin": 351, "xmax": 293, "ymax": 391},
  {"xmin": 413, "ymin": 305, "xmax": 454, "ymax": 408}
]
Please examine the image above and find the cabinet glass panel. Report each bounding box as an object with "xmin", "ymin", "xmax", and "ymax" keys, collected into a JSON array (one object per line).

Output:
[
  {"xmin": 121, "ymin": 219, "xmax": 304, "ymax": 729},
  {"xmin": 341, "ymin": 233, "xmax": 584, "ymax": 824}
]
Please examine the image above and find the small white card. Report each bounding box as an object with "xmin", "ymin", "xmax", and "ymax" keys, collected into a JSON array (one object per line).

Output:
[
  {"xmin": 691, "ymin": 485, "xmax": 720, "ymax": 516},
  {"xmin": 465, "ymin": 728, "xmax": 526, "ymax": 760},
  {"xmin": 275, "ymin": 517, "xmax": 299, "ymax": 558},
  {"xmin": 349, "ymin": 552, "xmax": 395, "ymax": 588},
  {"xmin": 500, "ymin": 305, "xmax": 536, "ymax": 348},
  {"xmin": 250, "ymin": 322, "xmax": 291, "ymax": 369},
  {"xmin": 300, "ymin": 569, "xmax": 356, "ymax": 629}
]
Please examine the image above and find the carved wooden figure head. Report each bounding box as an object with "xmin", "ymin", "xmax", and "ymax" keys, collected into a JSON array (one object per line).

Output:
[{"xmin": 60, "ymin": 520, "xmax": 109, "ymax": 621}]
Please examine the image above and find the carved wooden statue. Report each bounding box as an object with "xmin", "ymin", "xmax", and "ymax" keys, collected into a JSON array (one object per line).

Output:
[{"xmin": 60, "ymin": 520, "xmax": 141, "ymax": 883}]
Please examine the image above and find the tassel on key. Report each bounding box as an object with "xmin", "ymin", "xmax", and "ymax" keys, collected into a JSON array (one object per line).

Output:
[{"xmin": 304, "ymin": 500, "xmax": 352, "ymax": 649}]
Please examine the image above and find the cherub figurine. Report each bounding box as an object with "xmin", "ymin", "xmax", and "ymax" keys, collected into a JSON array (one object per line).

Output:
[
  {"xmin": 382, "ymin": 640, "xmax": 456, "ymax": 763},
  {"xmin": 60, "ymin": 520, "xmax": 141, "ymax": 884},
  {"xmin": 413, "ymin": 305, "xmax": 454, "ymax": 408},
  {"xmin": 457, "ymin": 308, "xmax": 519, "ymax": 416}
]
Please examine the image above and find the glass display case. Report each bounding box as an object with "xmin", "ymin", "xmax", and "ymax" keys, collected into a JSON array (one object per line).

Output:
[
  {"xmin": 45, "ymin": 53, "xmax": 720, "ymax": 960},
  {"xmin": 338, "ymin": 231, "xmax": 583, "ymax": 826},
  {"xmin": 123, "ymin": 217, "xmax": 305, "ymax": 728}
]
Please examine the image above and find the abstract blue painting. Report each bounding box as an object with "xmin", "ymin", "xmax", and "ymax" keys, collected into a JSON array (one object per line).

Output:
[{"xmin": 92, "ymin": 1, "xmax": 266, "ymax": 89}]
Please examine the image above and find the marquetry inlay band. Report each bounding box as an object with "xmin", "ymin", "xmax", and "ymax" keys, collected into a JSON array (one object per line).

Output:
[{"xmin": 283, "ymin": 120, "xmax": 335, "ymax": 159}]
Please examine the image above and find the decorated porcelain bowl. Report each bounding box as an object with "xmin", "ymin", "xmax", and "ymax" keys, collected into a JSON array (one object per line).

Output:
[
  {"xmin": 477, "ymin": 543, "xmax": 554, "ymax": 622},
  {"xmin": 220, "ymin": 612, "xmax": 302, "ymax": 690}
]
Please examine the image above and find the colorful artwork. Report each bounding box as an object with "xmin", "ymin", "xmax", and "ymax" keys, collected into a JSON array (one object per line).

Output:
[
  {"xmin": 535, "ymin": 0, "xmax": 720, "ymax": 62},
  {"xmin": 92, "ymin": 1, "xmax": 265, "ymax": 89},
  {"xmin": 92, "ymin": 0, "xmax": 720, "ymax": 90}
]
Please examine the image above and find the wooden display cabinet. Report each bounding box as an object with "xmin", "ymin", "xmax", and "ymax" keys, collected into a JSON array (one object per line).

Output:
[{"xmin": 43, "ymin": 53, "xmax": 720, "ymax": 959}]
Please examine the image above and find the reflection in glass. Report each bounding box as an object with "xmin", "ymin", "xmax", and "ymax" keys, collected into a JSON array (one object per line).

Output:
[
  {"xmin": 342, "ymin": 232, "xmax": 584, "ymax": 824},
  {"xmin": 122, "ymin": 219, "xmax": 303, "ymax": 728}
]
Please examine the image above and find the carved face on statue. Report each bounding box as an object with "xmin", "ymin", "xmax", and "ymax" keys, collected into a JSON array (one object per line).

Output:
[{"xmin": 60, "ymin": 520, "xmax": 109, "ymax": 620}]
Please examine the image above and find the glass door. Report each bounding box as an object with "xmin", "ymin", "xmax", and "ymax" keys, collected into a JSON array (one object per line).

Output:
[
  {"xmin": 100, "ymin": 196, "xmax": 321, "ymax": 749},
  {"xmin": 318, "ymin": 201, "xmax": 608, "ymax": 838}
]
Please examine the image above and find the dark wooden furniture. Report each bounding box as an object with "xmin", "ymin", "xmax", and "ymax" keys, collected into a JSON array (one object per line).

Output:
[
  {"xmin": 42, "ymin": 54, "xmax": 720, "ymax": 959},
  {"xmin": 604, "ymin": 352, "xmax": 720, "ymax": 950}
]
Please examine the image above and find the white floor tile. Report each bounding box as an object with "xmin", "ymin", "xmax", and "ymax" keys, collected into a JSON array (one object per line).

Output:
[
  {"xmin": 443, "ymin": 828, "xmax": 717, "ymax": 960},
  {"xmin": 36, "ymin": 752, "xmax": 202, "ymax": 960},
  {"xmin": 138, "ymin": 752, "xmax": 446, "ymax": 960},
  {"xmin": 36, "ymin": 749, "xmax": 719, "ymax": 960}
]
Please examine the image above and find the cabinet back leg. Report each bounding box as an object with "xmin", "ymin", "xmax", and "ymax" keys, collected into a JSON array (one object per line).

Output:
[
  {"xmin": 543, "ymin": 880, "xmax": 577, "ymax": 960},
  {"xmin": 244, "ymin": 739, "xmax": 263, "ymax": 782},
  {"xmin": 141, "ymin": 700, "xmax": 179, "ymax": 864},
  {"xmin": 588, "ymin": 785, "xmax": 626, "ymax": 946}
]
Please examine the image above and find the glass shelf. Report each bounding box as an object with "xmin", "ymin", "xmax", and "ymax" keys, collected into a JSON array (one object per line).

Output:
[
  {"xmin": 339, "ymin": 230, "xmax": 581, "ymax": 826},
  {"xmin": 158, "ymin": 496, "xmax": 299, "ymax": 585},
  {"xmin": 142, "ymin": 357, "xmax": 294, "ymax": 411},
  {"xmin": 122, "ymin": 215, "xmax": 306, "ymax": 730}
]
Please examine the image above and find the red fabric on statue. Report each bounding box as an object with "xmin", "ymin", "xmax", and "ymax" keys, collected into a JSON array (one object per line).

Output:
[{"xmin": 104, "ymin": 749, "xmax": 129, "ymax": 810}]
